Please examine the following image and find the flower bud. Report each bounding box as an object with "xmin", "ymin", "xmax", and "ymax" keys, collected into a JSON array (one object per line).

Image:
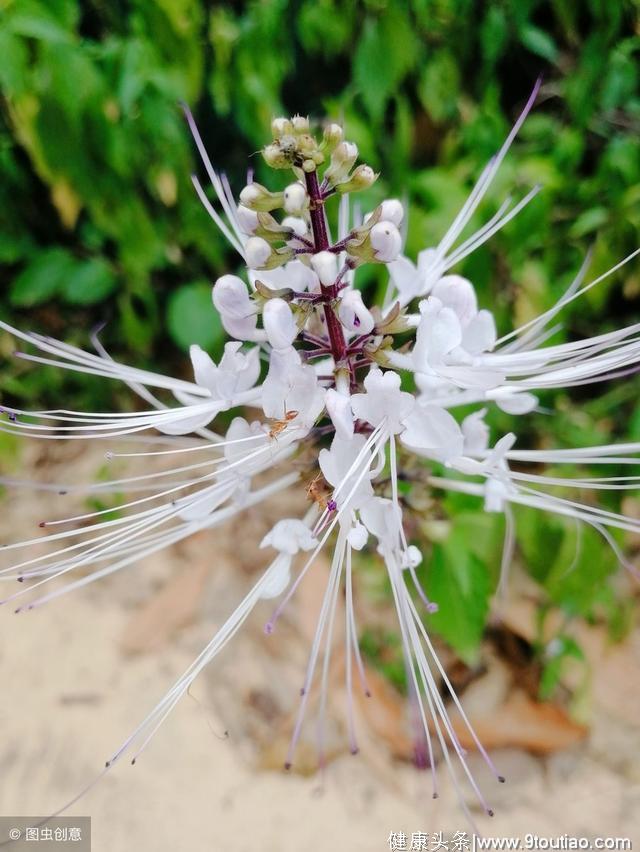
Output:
[
  {"xmin": 379, "ymin": 199, "xmax": 404, "ymax": 226},
  {"xmin": 324, "ymin": 141, "xmax": 358, "ymax": 185},
  {"xmin": 347, "ymin": 522, "xmax": 368, "ymax": 551},
  {"xmin": 239, "ymin": 182, "xmax": 283, "ymax": 212},
  {"xmin": 281, "ymin": 216, "xmax": 308, "ymax": 238},
  {"xmin": 338, "ymin": 289, "xmax": 375, "ymax": 334},
  {"xmin": 283, "ymin": 182, "xmax": 309, "ymax": 215},
  {"xmin": 370, "ymin": 220, "xmax": 402, "ymax": 263},
  {"xmin": 236, "ymin": 204, "xmax": 259, "ymax": 235},
  {"xmin": 296, "ymin": 134, "xmax": 318, "ymax": 157},
  {"xmin": 245, "ymin": 236, "xmax": 294, "ymax": 270},
  {"xmin": 322, "ymin": 123, "xmax": 343, "ymax": 151},
  {"xmin": 262, "ymin": 143, "xmax": 290, "ymax": 170},
  {"xmin": 213, "ymin": 274, "xmax": 264, "ymax": 342},
  {"xmin": 213, "ymin": 274, "xmax": 254, "ymax": 320},
  {"xmin": 335, "ymin": 164, "xmax": 378, "ymax": 194},
  {"xmin": 364, "ymin": 199, "xmax": 404, "ymax": 227},
  {"xmin": 401, "ymin": 545, "xmax": 422, "ymax": 569},
  {"xmin": 263, "ymin": 298, "xmax": 298, "ymax": 351},
  {"xmin": 291, "ymin": 114, "xmax": 310, "ymax": 133},
  {"xmin": 271, "ymin": 116, "xmax": 293, "ymax": 137},
  {"xmin": 310, "ymin": 251, "xmax": 338, "ymax": 287},
  {"xmin": 245, "ymin": 236, "xmax": 272, "ymax": 269}
]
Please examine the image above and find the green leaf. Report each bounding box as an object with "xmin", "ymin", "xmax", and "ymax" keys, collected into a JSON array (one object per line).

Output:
[
  {"xmin": 354, "ymin": 10, "xmax": 417, "ymax": 120},
  {"xmin": 569, "ymin": 206, "xmax": 609, "ymax": 238},
  {"xmin": 9, "ymin": 248, "xmax": 77, "ymax": 307},
  {"xmin": 0, "ymin": 29, "xmax": 30, "ymax": 95},
  {"xmin": 418, "ymin": 51, "xmax": 460, "ymax": 123},
  {"xmin": 519, "ymin": 24, "xmax": 559, "ymax": 63},
  {"xmin": 62, "ymin": 258, "xmax": 117, "ymax": 304},
  {"xmin": 7, "ymin": 0, "xmax": 76, "ymax": 44},
  {"xmin": 167, "ymin": 282, "xmax": 224, "ymax": 351},
  {"xmin": 425, "ymin": 533, "xmax": 492, "ymax": 663}
]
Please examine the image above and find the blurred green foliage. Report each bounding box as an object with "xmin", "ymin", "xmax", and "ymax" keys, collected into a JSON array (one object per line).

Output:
[{"xmin": 1, "ymin": 0, "xmax": 639, "ymax": 673}]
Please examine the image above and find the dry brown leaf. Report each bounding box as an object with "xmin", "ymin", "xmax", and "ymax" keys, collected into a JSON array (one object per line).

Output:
[{"xmin": 452, "ymin": 689, "xmax": 587, "ymax": 753}]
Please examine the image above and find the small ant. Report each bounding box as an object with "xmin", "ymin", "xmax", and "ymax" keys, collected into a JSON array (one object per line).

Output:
[{"xmin": 268, "ymin": 409, "xmax": 298, "ymax": 440}]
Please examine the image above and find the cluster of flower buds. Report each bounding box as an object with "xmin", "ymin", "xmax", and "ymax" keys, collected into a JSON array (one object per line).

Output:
[{"xmin": 229, "ymin": 115, "xmax": 400, "ymax": 289}]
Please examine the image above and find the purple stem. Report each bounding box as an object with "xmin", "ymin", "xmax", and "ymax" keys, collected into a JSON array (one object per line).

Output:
[{"xmin": 304, "ymin": 170, "xmax": 348, "ymax": 364}]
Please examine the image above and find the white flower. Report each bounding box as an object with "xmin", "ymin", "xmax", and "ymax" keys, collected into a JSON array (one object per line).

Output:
[
  {"xmin": 319, "ymin": 434, "xmax": 374, "ymax": 510},
  {"xmin": 338, "ymin": 289, "xmax": 375, "ymax": 334},
  {"xmin": 251, "ymin": 259, "xmax": 319, "ymax": 293},
  {"xmin": 212, "ymin": 274, "xmax": 265, "ymax": 342},
  {"xmin": 261, "ymin": 349, "xmax": 324, "ymax": 436},
  {"xmin": 350, "ymin": 367, "xmax": 414, "ymax": 434},
  {"xmin": 189, "ymin": 341, "xmax": 260, "ymax": 401}
]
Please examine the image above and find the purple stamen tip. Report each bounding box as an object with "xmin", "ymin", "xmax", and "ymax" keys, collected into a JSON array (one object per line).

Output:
[
  {"xmin": 427, "ymin": 602, "xmax": 439, "ymax": 614},
  {"xmin": 350, "ymin": 746, "xmax": 359, "ymax": 755},
  {"xmin": 264, "ymin": 621, "xmax": 274, "ymax": 635},
  {"xmin": 38, "ymin": 521, "xmax": 46, "ymax": 528},
  {"xmin": 353, "ymin": 315, "xmax": 361, "ymax": 327},
  {"xmin": 284, "ymin": 761, "xmax": 292, "ymax": 771},
  {"xmin": 487, "ymin": 809, "xmax": 495, "ymax": 818},
  {"xmin": 327, "ymin": 499, "xmax": 337, "ymax": 512},
  {"xmin": 498, "ymin": 775, "xmax": 506, "ymax": 783},
  {"xmin": 432, "ymin": 792, "xmax": 439, "ymax": 799}
]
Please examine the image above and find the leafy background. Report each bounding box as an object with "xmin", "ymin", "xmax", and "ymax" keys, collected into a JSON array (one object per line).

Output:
[{"xmin": 1, "ymin": 0, "xmax": 639, "ymax": 691}]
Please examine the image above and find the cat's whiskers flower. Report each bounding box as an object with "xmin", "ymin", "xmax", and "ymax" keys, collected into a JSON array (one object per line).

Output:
[{"xmin": 2, "ymin": 87, "xmax": 639, "ymax": 821}]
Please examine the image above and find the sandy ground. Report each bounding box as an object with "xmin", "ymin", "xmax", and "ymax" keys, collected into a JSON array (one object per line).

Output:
[{"xmin": 1, "ymin": 441, "xmax": 639, "ymax": 851}]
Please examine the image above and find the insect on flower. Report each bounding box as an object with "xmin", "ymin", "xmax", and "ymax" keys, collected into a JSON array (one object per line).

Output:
[
  {"xmin": 268, "ymin": 409, "xmax": 300, "ymax": 440},
  {"xmin": 1, "ymin": 80, "xmax": 640, "ymax": 827}
]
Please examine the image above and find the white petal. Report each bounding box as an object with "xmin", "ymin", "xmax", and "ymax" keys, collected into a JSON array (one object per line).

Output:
[
  {"xmin": 325, "ymin": 388, "xmax": 355, "ymax": 440},
  {"xmin": 311, "ymin": 251, "xmax": 338, "ymax": 287},
  {"xmin": 491, "ymin": 390, "xmax": 538, "ymax": 414},
  {"xmin": 347, "ymin": 522, "xmax": 368, "ymax": 550},
  {"xmin": 189, "ymin": 345, "xmax": 218, "ymax": 395},
  {"xmin": 263, "ymin": 298, "xmax": 297, "ymax": 351},
  {"xmin": 260, "ymin": 518, "xmax": 316, "ymax": 555},
  {"xmin": 338, "ymin": 289, "xmax": 375, "ymax": 334},
  {"xmin": 462, "ymin": 309, "xmax": 497, "ymax": 355},
  {"xmin": 461, "ymin": 408, "xmax": 490, "ymax": 454},
  {"xmin": 432, "ymin": 275, "xmax": 478, "ymax": 327},
  {"xmin": 259, "ymin": 552, "xmax": 293, "ymax": 599},
  {"xmin": 370, "ymin": 221, "xmax": 402, "ymax": 262},
  {"xmin": 400, "ymin": 405, "xmax": 465, "ymax": 463}
]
